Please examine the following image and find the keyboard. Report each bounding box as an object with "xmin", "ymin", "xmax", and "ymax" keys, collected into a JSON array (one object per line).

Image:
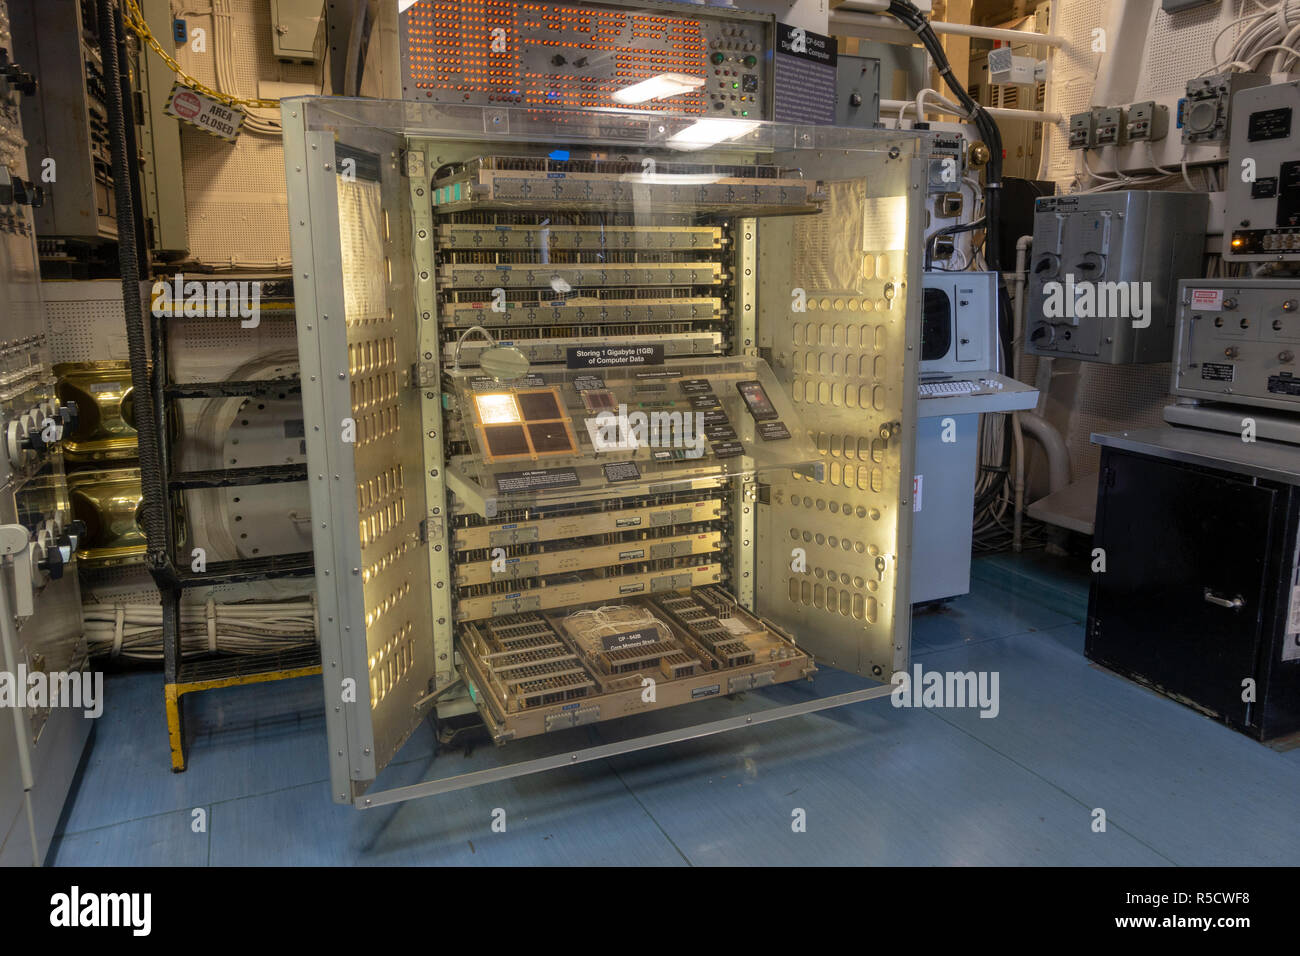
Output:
[
  {"xmin": 918, "ymin": 379, "xmax": 980, "ymax": 397},
  {"xmin": 917, "ymin": 377, "xmax": 1008, "ymax": 398}
]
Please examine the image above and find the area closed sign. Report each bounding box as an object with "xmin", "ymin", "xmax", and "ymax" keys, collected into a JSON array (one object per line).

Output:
[{"xmin": 164, "ymin": 82, "xmax": 245, "ymax": 142}]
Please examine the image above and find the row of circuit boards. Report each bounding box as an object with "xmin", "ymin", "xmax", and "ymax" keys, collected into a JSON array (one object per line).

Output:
[
  {"xmin": 431, "ymin": 149, "xmax": 823, "ymax": 740},
  {"xmin": 459, "ymin": 583, "xmax": 812, "ymax": 739}
]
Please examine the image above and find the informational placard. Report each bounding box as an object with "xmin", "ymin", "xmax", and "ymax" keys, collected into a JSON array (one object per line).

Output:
[
  {"xmin": 773, "ymin": 22, "xmax": 837, "ymax": 125},
  {"xmin": 603, "ymin": 460, "xmax": 642, "ymax": 483},
  {"xmin": 567, "ymin": 344, "xmax": 664, "ymax": 368},
  {"xmin": 495, "ymin": 468, "xmax": 580, "ymax": 494},
  {"xmin": 600, "ymin": 628, "xmax": 659, "ymax": 652},
  {"xmin": 468, "ymin": 374, "xmax": 546, "ymax": 391},
  {"xmin": 164, "ymin": 82, "xmax": 245, "ymax": 142},
  {"xmin": 757, "ymin": 420, "xmax": 791, "ymax": 441}
]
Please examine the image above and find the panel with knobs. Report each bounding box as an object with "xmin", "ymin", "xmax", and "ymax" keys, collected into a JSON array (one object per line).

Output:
[{"xmin": 1173, "ymin": 279, "xmax": 1300, "ymax": 411}]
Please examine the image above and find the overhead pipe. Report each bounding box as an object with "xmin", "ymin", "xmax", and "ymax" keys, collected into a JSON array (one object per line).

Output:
[
  {"xmin": 830, "ymin": 5, "xmax": 1066, "ymax": 47},
  {"xmin": 885, "ymin": 97, "xmax": 1064, "ymax": 125}
]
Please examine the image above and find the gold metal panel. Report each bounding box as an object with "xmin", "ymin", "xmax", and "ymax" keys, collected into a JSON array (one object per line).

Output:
[
  {"xmin": 66, "ymin": 467, "xmax": 146, "ymax": 568},
  {"xmin": 53, "ymin": 361, "xmax": 138, "ymax": 462},
  {"xmin": 337, "ymin": 175, "xmax": 437, "ymax": 769},
  {"xmin": 753, "ymin": 160, "xmax": 923, "ymax": 678}
]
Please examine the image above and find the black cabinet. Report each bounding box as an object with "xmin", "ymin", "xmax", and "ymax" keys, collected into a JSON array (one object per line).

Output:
[{"xmin": 1088, "ymin": 443, "xmax": 1300, "ymax": 740}]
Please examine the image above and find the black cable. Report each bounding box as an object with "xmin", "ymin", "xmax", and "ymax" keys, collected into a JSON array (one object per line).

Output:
[
  {"xmin": 96, "ymin": 0, "xmax": 168, "ymax": 570},
  {"xmin": 885, "ymin": 0, "xmax": 1004, "ymax": 274},
  {"xmin": 924, "ymin": 216, "xmax": 985, "ymax": 270}
]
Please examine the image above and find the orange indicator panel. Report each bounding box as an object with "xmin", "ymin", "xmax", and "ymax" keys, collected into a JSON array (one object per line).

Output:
[{"xmin": 401, "ymin": 0, "xmax": 769, "ymax": 118}]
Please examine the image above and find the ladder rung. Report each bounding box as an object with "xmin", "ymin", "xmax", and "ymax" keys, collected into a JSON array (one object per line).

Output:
[
  {"xmin": 169, "ymin": 463, "xmax": 308, "ymax": 490},
  {"xmin": 164, "ymin": 378, "xmax": 301, "ymax": 399},
  {"xmin": 175, "ymin": 550, "xmax": 315, "ymax": 588}
]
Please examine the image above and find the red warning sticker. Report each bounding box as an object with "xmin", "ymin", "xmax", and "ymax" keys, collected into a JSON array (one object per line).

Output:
[{"xmin": 1189, "ymin": 288, "xmax": 1223, "ymax": 311}]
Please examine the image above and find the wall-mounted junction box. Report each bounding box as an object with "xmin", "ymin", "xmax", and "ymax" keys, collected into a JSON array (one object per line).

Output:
[{"xmin": 1026, "ymin": 190, "xmax": 1209, "ymax": 364}]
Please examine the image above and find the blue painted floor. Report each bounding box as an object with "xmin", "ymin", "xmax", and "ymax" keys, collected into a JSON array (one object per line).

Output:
[{"xmin": 48, "ymin": 552, "xmax": 1300, "ymax": 865}]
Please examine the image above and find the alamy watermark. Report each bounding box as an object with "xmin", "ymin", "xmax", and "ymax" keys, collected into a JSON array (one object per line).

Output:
[
  {"xmin": 151, "ymin": 273, "xmax": 262, "ymax": 328},
  {"xmin": 1042, "ymin": 274, "xmax": 1153, "ymax": 329},
  {"xmin": 0, "ymin": 666, "xmax": 103, "ymax": 718},
  {"xmin": 50, "ymin": 886, "xmax": 150, "ymax": 936},
  {"xmin": 591, "ymin": 404, "xmax": 706, "ymax": 458},
  {"xmin": 891, "ymin": 664, "xmax": 1000, "ymax": 718}
]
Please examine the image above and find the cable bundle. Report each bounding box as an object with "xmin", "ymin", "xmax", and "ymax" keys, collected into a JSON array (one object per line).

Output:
[
  {"xmin": 84, "ymin": 598, "xmax": 318, "ymax": 661},
  {"xmin": 1205, "ymin": 0, "xmax": 1300, "ymax": 75}
]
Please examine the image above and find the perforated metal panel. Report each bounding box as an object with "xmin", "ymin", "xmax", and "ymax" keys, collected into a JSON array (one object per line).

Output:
[
  {"xmin": 171, "ymin": 0, "xmax": 317, "ymax": 267},
  {"xmin": 1134, "ymin": 3, "xmax": 1230, "ymax": 101},
  {"xmin": 335, "ymin": 175, "xmax": 436, "ymax": 770},
  {"xmin": 43, "ymin": 281, "xmax": 136, "ymax": 364},
  {"xmin": 754, "ymin": 156, "xmax": 923, "ymax": 678},
  {"xmin": 1042, "ymin": 0, "xmax": 1108, "ymax": 183}
]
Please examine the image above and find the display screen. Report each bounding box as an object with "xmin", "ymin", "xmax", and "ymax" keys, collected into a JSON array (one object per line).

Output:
[{"xmin": 735, "ymin": 380, "xmax": 778, "ymax": 421}]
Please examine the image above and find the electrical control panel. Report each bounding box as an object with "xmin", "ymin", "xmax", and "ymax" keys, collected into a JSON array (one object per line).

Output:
[
  {"xmin": 834, "ymin": 53, "xmax": 880, "ymax": 129},
  {"xmin": 921, "ymin": 123, "xmax": 976, "ymax": 267},
  {"xmin": 10, "ymin": 0, "xmax": 126, "ymax": 243},
  {"xmin": 1026, "ymin": 191, "xmax": 1208, "ymax": 364},
  {"xmin": 1172, "ymin": 279, "xmax": 1300, "ymax": 411},
  {"xmin": 400, "ymin": 0, "xmax": 775, "ymax": 119},
  {"xmin": 1225, "ymin": 80, "xmax": 1300, "ymax": 262},
  {"xmin": 1180, "ymin": 71, "xmax": 1266, "ymax": 145},
  {"xmin": 0, "ymin": 0, "xmax": 91, "ymax": 865}
]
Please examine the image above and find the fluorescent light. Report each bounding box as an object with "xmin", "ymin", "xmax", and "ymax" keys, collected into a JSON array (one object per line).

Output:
[
  {"xmin": 612, "ymin": 73, "xmax": 705, "ymax": 105},
  {"xmin": 666, "ymin": 118, "xmax": 761, "ymax": 151}
]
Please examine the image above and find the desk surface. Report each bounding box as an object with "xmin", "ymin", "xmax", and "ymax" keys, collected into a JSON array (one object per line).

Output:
[{"xmin": 1091, "ymin": 426, "xmax": 1300, "ymax": 485}]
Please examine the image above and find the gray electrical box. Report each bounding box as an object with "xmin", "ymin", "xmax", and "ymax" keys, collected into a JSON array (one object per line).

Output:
[
  {"xmin": 10, "ymin": 0, "xmax": 187, "ymax": 254},
  {"xmin": 835, "ymin": 54, "xmax": 880, "ymax": 129},
  {"xmin": 1025, "ymin": 190, "xmax": 1209, "ymax": 364},
  {"xmin": 1224, "ymin": 80, "xmax": 1300, "ymax": 262},
  {"xmin": 1172, "ymin": 278, "xmax": 1300, "ymax": 411},
  {"xmin": 271, "ymin": 0, "xmax": 325, "ymax": 63},
  {"xmin": 1181, "ymin": 71, "xmax": 1266, "ymax": 145}
]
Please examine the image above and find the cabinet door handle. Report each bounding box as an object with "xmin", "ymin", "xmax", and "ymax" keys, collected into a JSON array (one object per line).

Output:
[{"xmin": 1203, "ymin": 587, "xmax": 1244, "ymax": 610}]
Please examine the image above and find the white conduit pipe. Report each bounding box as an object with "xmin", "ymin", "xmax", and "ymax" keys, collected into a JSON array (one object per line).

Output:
[
  {"xmin": 1011, "ymin": 234, "xmax": 1033, "ymax": 552},
  {"xmin": 830, "ymin": 6, "xmax": 1066, "ymax": 47},
  {"xmin": 1019, "ymin": 411, "xmax": 1071, "ymax": 495},
  {"xmin": 885, "ymin": 97, "xmax": 1064, "ymax": 125}
]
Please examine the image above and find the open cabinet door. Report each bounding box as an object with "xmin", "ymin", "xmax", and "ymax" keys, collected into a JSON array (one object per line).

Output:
[
  {"xmin": 285, "ymin": 117, "xmax": 443, "ymax": 803},
  {"xmin": 753, "ymin": 148, "xmax": 925, "ymax": 679}
]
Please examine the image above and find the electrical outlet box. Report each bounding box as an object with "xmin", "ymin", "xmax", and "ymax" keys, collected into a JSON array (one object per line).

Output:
[
  {"xmin": 270, "ymin": 0, "xmax": 325, "ymax": 63},
  {"xmin": 1068, "ymin": 110, "xmax": 1099, "ymax": 150},
  {"xmin": 1127, "ymin": 100, "xmax": 1168, "ymax": 142},
  {"xmin": 988, "ymin": 46, "xmax": 1037, "ymax": 85},
  {"xmin": 1182, "ymin": 72, "xmax": 1266, "ymax": 145},
  {"xmin": 1096, "ymin": 107, "xmax": 1127, "ymax": 146}
]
